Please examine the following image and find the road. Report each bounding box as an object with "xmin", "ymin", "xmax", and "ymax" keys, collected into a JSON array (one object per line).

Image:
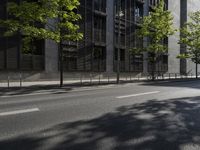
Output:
[{"xmin": 1, "ymin": 80, "xmax": 200, "ymax": 150}]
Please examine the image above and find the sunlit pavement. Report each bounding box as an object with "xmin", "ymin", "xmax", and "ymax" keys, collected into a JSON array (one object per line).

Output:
[{"xmin": 1, "ymin": 80, "xmax": 200, "ymax": 150}]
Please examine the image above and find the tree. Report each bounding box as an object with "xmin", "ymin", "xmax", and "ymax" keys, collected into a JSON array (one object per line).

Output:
[
  {"xmin": 131, "ymin": 0, "xmax": 175, "ymax": 80},
  {"xmin": 0, "ymin": 0, "xmax": 83, "ymax": 87},
  {"xmin": 178, "ymin": 11, "xmax": 200, "ymax": 79}
]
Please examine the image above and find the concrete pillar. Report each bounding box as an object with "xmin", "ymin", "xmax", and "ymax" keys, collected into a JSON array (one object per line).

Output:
[
  {"xmin": 45, "ymin": 39, "xmax": 59, "ymax": 73},
  {"xmin": 106, "ymin": 0, "xmax": 114, "ymax": 73},
  {"xmin": 143, "ymin": 0, "xmax": 149, "ymax": 74},
  {"xmin": 44, "ymin": 19, "xmax": 59, "ymax": 73},
  {"xmin": 168, "ymin": 0, "xmax": 180, "ymax": 74}
]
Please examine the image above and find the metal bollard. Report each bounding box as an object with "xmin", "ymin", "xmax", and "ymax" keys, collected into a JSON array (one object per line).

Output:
[
  {"xmin": 108, "ymin": 75, "xmax": 110, "ymax": 83},
  {"xmin": 90, "ymin": 74, "xmax": 92, "ymax": 85},
  {"xmin": 7, "ymin": 76, "xmax": 10, "ymax": 88},
  {"xmin": 99, "ymin": 74, "xmax": 101, "ymax": 84},
  {"xmin": 80, "ymin": 75, "xmax": 83, "ymax": 85},
  {"xmin": 169, "ymin": 73, "xmax": 171, "ymax": 79},
  {"xmin": 19, "ymin": 73, "xmax": 22, "ymax": 87}
]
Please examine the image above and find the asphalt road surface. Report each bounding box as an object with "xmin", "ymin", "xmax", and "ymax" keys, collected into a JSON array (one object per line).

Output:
[{"xmin": 1, "ymin": 80, "xmax": 200, "ymax": 150}]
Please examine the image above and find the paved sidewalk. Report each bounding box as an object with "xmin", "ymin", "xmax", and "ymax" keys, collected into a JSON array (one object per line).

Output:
[{"xmin": 0, "ymin": 75, "xmax": 197, "ymax": 88}]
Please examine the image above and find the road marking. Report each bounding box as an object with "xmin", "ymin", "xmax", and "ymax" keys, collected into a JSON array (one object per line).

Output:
[
  {"xmin": 0, "ymin": 108, "xmax": 40, "ymax": 116},
  {"xmin": 116, "ymin": 91, "xmax": 160, "ymax": 99}
]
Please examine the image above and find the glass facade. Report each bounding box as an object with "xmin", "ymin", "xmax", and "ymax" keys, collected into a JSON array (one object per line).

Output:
[
  {"xmin": 62, "ymin": 0, "xmax": 107, "ymax": 72},
  {"xmin": 114, "ymin": 0, "xmax": 144, "ymax": 72},
  {"xmin": 147, "ymin": 0, "xmax": 169, "ymax": 73},
  {"xmin": 0, "ymin": 0, "xmax": 170, "ymax": 73},
  {"xmin": 0, "ymin": 0, "xmax": 44, "ymax": 71}
]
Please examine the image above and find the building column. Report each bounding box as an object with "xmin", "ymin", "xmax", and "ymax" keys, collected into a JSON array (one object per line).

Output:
[
  {"xmin": 106, "ymin": 0, "xmax": 115, "ymax": 73},
  {"xmin": 45, "ymin": 39, "xmax": 59, "ymax": 73},
  {"xmin": 168, "ymin": 0, "xmax": 180, "ymax": 74},
  {"xmin": 143, "ymin": 0, "xmax": 149, "ymax": 74},
  {"xmin": 44, "ymin": 18, "xmax": 59, "ymax": 73}
]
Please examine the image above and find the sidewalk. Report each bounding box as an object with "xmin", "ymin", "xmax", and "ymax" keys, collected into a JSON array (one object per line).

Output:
[{"xmin": 0, "ymin": 75, "xmax": 197, "ymax": 88}]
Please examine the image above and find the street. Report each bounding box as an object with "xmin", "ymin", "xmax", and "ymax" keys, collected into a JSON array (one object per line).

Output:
[{"xmin": 1, "ymin": 80, "xmax": 200, "ymax": 150}]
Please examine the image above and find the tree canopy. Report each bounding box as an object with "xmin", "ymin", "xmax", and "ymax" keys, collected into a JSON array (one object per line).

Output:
[
  {"xmin": 131, "ymin": 0, "xmax": 175, "ymax": 80},
  {"xmin": 135, "ymin": 0, "xmax": 175, "ymax": 54},
  {"xmin": 178, "ymin": 11, "xmax": 200, "ymax": 78},
  {"xmin": 0, "ymin": 0, "xmax": 83, "ymax": 52}
]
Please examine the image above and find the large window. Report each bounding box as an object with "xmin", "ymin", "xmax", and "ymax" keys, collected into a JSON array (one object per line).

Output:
[
  {"xmin": 94, "ymin": 15, "xmax": 106, "ymax": 43},
  {"xmin": 0, "ymin": 1, "xmax": 6, "ymax": 70},
  {"xmin": 135, "ymin": 3, "xmax": 143, "ymax": 23},
  {"xmin": 20, "ymin": 39, "xmax": 44, "ymax": 70},
  {"xmin": 94, "ymin": 0, "xmax": 106, "ymax": 12},
  {"xmin": 93, "ymin": 46, "xmax": 106, "ymax": 71}
]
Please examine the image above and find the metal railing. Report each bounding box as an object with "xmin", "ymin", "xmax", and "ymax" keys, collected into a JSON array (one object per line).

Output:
[{"xmin": 0, "ymin": 72, "xmax": 199, "ymax": 88}]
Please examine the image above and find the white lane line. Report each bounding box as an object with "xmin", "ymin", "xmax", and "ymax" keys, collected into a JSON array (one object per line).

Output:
[
  {"xmin": 116, "ymin": 91, "xmax": 160, "ymax": 99},
  {"xmin": 0, "ymin": 108, "xmax": 40, "ymax": 116}
]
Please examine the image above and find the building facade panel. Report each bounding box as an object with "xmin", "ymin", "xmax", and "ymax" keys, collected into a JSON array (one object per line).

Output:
[
  {"xmin": 168, "ymin": 0, "xmax": 180, "ymax": 74},
  {"xmin": 1, "ymin": 0, "xmax": 200, "ymax": 78}
]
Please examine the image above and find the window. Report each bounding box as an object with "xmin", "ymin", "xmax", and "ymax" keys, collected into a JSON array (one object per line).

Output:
[
  {"xmin": 93, "ymin": 47, "xmax": 106, "ymax": 60},
  {"xmin": 115, "ymin": 49, "xmax": 125, "ymax": 61},
  {"xmin": 93, "ymin": 46, "xmax": 106, "ymax": 71},
  {"xmin": 94, "ymin": 0, "xmax": 106, "ymax": 12},
  {"xmin": 94, "ymin": 15, "xmax": 106, "ymax": 43},
  {"xmin": 135, "ymin": 4, "xmax": 143, "ymax": 23}
]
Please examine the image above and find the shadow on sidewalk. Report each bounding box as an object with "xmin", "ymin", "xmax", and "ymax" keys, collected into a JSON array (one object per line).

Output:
[
  {"xmin": 0, "ymin": 85, "xmax": 73, "ymax": 96},
  {"xmin": 1, "ymin": 96, "xmax": 200, "ymax": 150}
]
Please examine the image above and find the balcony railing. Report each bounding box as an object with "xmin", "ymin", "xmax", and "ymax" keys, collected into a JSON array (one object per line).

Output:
[{"xmin": 136, "ymin": 0, "xmax": 145, "ymax": 4}]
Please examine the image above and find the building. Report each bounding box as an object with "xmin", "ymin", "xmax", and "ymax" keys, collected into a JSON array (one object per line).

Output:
[{"xmin": 0, "ymin": 0, "xmax": 200, "ymax": 79}]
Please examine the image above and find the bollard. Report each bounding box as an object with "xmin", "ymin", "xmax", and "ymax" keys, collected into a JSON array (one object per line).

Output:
[
  {"xmin": 99, "ymin": 74, "xmax": 101, "ymax": 84},
  {"xmin": 90, "ymin": 74, "xmax": 92, "ymax": 85},
  {"xmin": 19, "ymin": 73, "xmax": 22, "ymax": 87},
  {"xmin": 7, "ymin": 76, "xmax": 10, "ymax": 88},
  {"xmin": 130, "ymin": 74, "xmax": 132, "ymax": 81},
  {"xmin": 138, "ymin": 75, "xmax": 140, "ymax": 81},
  {"xmin": 108, "ymin": 75, "xmax": 110, "ymax": 83},
  {"xmin": 169, "ymin": 73, "xmax": 171, "ymax": 79},
  {"xmin": 80, "ymin": 74, "xmax": 83, "ymax": 85}
]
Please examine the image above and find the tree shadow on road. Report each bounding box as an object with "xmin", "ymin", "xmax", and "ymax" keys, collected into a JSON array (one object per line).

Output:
[
  {"xmin": 0, "ymin": 85, "xmax": 73, "ymax": 97},
  {"xmin": 139, "ymin": 79, "xmax": 200, "ymax": 90},
  {"xmin": 1, "ymin": 96, "xmax": 200, "ymax": 150}
]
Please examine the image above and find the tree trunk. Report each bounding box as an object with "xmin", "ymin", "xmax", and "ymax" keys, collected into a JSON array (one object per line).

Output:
[
  {"xmin": 59, "ymin": 42, "xmax": 63, "ymax": 87},
  {"xmin": 151, "ymin": 54, "xmax": 156, "ymax": 81},
  {"xmin": 195, "ymin": 54, "xmax": 198, "ymax": 79},
  {"xmin": 196, "ymin": 62, "xmax": 198, "ymax": 79},
  {"xmin": 152, "ymin": 61, "xmax": 156, "ymax": 81}
]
